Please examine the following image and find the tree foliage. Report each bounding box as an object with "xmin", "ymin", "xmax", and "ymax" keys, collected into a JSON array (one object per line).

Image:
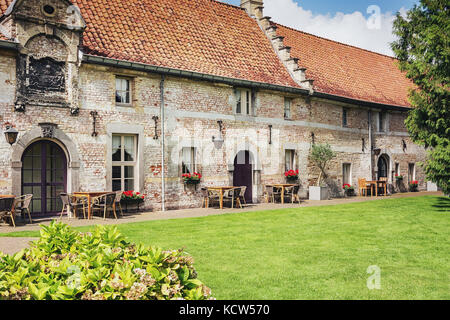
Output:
[
  {"xmin": 310, "ymin": 143, "xmax": 337, "ymax": 186},
  {"xmin": 391, "ymin": 0, "xmax": 450, "ymax": 194}
]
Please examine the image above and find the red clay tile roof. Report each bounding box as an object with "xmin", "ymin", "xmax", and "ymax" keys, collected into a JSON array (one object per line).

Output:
[
  {"xmin": 274, "ymin": 23, "xmax": 413, "ymax": 107},
  {"xmin": 72, "ymin": 0, "xmax": 300, "ymax": 88}
]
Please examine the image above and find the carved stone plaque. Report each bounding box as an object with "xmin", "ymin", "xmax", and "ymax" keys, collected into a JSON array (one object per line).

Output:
[{"xmin": 28, "ymin": 57, "xmax": 66, "ymax": 93}]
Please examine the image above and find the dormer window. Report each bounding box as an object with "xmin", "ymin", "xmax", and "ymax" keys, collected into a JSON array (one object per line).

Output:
[{"xmin": 42, "ymin": 4, "xmax": 56, "ymax": 17}]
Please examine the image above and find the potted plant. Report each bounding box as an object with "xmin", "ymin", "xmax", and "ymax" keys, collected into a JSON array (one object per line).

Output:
[
  {"xmin": 182, "ymin": 172, "xmax": 202, "ymax": 185},
  {"xmin": 395, "ymin": 174, "xmax": 404, "ymax": 181},
  {"xmin": 309, "ymin": 143, "xmax": 336, "ymax": 200},
  {"xmin": 121, "ymin": 191, "xmax": 145, "ymax": 213},
  {"xmin": 343, "ymin": 184, "xmax": 355, "ymax": 197},
  {"xmin": 409, "ymin": 180, "xmax": 419, "ymax": 192},
  {"xmin": 285, "ymin": 169, "xmax": 299, "ymax": 183}
]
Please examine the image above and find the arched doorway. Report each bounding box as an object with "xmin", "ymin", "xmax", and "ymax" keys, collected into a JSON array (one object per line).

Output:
[
  {"xmin": 377, "ymin": 155, "xmax": 389, "ymax": 179},
  {"xmin": 233, "ymin": 151, "xmax": 253, "ymax": 203},
  {"xmin": 21, "ymin": 140, "xmax": 67, "ymax": 216}
]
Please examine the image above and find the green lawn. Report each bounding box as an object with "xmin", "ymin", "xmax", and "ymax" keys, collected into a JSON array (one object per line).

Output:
[{"xmin": 2, "ymin": 196, "xmax": 449, "ymax": 300}]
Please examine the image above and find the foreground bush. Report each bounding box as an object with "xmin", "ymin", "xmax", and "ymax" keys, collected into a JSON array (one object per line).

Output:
[{"xmin": 0, "ymin": 222, "xmax": 213, "ymax": 300}]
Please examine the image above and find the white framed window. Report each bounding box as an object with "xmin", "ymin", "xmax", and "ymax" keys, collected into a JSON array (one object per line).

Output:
[
  {"xmin": 285, "ymin": 149, "xmax": 296, "ymax": 172},
  {"xmin": 182, "ymin": 147, "xmax": 196, "ymax": 174},
  {"xmin": 284, "ymin": 98, "xmax": 292, "ymax": 119},
  {"xmin": 343, "ymin": 163, "xmax": 352, "ymax": 185},
  {"xmin": 235, "ymin": 88, "xmax": 254, "ymax": 116},
  {"xmin": 408, "ymin": 163, "xmax": 416, "ymax": 182},
  {"xmin": 112, "ymin": 134, "xmax": 137, "ymax": 191},
  {"xmin": 115, "ymin": 77, "xmax": 132, "ymax": 105}
]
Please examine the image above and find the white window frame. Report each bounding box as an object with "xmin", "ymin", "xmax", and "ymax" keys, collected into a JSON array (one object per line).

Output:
[
  {"xmin": 285, "ymin": 149, "xmax": 296, "ymax": 172},
  {"xmin": 235, "ymin": 88, "xmax": 254, "ymax": 116},
  {"xmin": 112, "ymin": 134, "xmax": 138, "ymax": 191},
  {"xmin": 408, "ymin": 163, "xmax": 416, "ymax": 182},
  {"xmin": 182, "ymin": 147, "xmax": 197, "ymax": 174},
  {"xmin": 284, "ymin": 98, "xmax": 292, "ymax": 119},
  {"xmin": 342, "ymin": 163, "xmax": 352, "ymax": 185},
  {"xmin": 115, "ymin": 76, "xmax": 132, "ymax": 106}
]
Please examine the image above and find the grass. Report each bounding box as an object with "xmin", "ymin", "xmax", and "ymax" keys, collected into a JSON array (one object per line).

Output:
[{"xmin": 1, "ymin": 196, "xmax": 449, "ymax": 300}]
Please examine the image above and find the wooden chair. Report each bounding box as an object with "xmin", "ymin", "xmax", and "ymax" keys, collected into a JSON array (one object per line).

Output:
[
  {"xmin": 223, "ymin": 187, "xmax": 242, "ymax": 209},
  {"xmin": 113, "ymin": 191, "xmax": 124, "ymax": 217},
  {"xmin": 284, "ymin": 185, "xmax": 301, "ymax": 204},
  {"xmin": 0, "ymin": 197, "xmax": 16, "ymax": 227},
  {"xmin": 92, "ymin": 193, "xmax": 117, "ymax": 220},
  {"xmin": 238, "ymin": 186, "xmax": 247, "ymax": 206},
  {"xmin": 207, "ymin": 189, "xmax": 221, "ymax": 208},
  {"xmin": 264, "ymin": 185, "xmax": 274, "ymax": 203},
  {"xmin": 60, "ymin": 193, "xmax": 86, "ymax": 219},
  {"xmin": 14, "ymin": 194, "xmax": 33, "ymax": 224},
  {"xmin": 358, "ymin": 179, "xmax": 372, "ymax": 197},
  {"xmin": 378, "ymin": 177, "xmax": 388, "ymax": 196}
]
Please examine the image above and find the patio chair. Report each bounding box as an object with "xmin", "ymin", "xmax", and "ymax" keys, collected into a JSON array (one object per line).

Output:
[
  {"xmin": 60, "ymin": 193, "xmax": 87, "ymax": 219},
  {"xmin": 284, "ymin": 185, "xmax": 301, "ymax": 204},
  {"xmin": 201, "ymin": 188, "xmax": 209, "ymax": 208},
  {"xmin": 114, "ymin": 191, "xmax": 124, "ymax": 217},
  {"xmin": 14, "ymin": 194, "xmax": 33, "ymax": 224},
  {"xmin": 238, "ymin": 186, "xmax": 247, "ymax": 206},
  {"xmin": 206, "ymin": 189, "xmax": 221, "ymax": 208},
  {"xmin": 358, "ymin": 179, "xmax": 372, "ymax": 197},
  {"xmin": 91, "ymin": 193, "xmax": 118, "ymax": 220},
  {"xmin": 223, "ymin": 187, "xmax": 242, "ymax": 209},
  {"xmin": 0, "ymin": 197, "xmax": 16, "ymax": 227},
  {"xmin": 264, "ymin": 185, "xmax": 278, "ymax": 203},
  {"xmin": 272, "ymin": 187, "xmax": 282, "ymax": 203},
  {"xmin": 378, "ymin": 177, "xmax": 388, "ymax": 196}
]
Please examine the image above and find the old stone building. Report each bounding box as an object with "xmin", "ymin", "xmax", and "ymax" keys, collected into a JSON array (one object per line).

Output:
[{"xmin": 0, "ymin": 0, "xmax": 428, "ymax": 216}]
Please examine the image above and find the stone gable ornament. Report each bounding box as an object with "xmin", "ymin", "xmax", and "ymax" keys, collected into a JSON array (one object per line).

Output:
[{"xmin": 39, "ymin": 123, "xmax": 57, "ymax": 138}]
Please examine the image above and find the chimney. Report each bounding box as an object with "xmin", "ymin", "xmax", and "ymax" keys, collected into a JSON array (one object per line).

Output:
[{"xmin": 241, "ymin": 0, "xmax": 264, "ymax": 20}]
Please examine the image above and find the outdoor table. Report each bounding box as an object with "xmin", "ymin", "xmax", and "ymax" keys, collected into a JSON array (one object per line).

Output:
[
  {"xmin": 366, "ymin": 181, "xmax": 387, "ymax": 197},
  {"xmin": 266, "ymin": 184, "xmax": 296, "ymax": 204},
  {"xmin": 73, "ymin": 192, "xmax": 110, "ymax": 219},
  {"xmin": 207, "ymin": 187, "xmax": 236, "ymax": 209}
]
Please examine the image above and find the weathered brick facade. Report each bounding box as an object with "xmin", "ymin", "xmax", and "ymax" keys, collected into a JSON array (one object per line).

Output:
[{"xmin": 0, "ymin": 0, "xmax": 429, "ymax": 215}]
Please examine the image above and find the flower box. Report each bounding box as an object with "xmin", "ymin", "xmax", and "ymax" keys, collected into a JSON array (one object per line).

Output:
[
  {"xmin": 182, "ymin": 172, "xmax": 202, "ymax": 185},
  {"xmin": 285, "ymin": 170, "xmax": 299, "ymax": 182},
  {"xmin": 409, "ymin": 181, "xmax": 419, "ymax": 192},
  {"xmin": 343, "ymin": 184, "xmax": 356, "ymax": 197},
  {"xmin": 121, "ymin": 191, "xmax": 145, "ymax": 213}
]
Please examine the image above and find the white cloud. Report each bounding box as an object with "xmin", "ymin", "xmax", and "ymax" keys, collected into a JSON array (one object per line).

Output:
[{"xmin": 264, "ymin": 0, "xmax": 408, "ymax": 56}]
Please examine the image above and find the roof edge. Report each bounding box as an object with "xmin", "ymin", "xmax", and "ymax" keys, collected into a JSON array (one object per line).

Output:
[
  {"xmin": 82, "ymin": 54, "xmax": 311, "ymax": 95},
  {"xmin": 0, "ymin": 38, "xmax": 19, "ymax": 49},
  {"xmin": 313, "ymin": 91, "xmax": 411, "ymax": 111}
]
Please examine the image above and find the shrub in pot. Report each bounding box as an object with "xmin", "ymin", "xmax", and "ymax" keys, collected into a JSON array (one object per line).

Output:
[
  {"xmin": 0, "ymin": 222, "xmax": 213, "ymax": 300},
  {"xmin": 309, "ymin": 144, "xmax": 336, "ymax": 200}
]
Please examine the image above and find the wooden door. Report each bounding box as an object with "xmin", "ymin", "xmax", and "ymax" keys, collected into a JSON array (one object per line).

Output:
[
  {"xmin": 22, "ymin": 140, "xmax": 67, "ymax": 216},
  {"xmin": 233, "ymin": 151, "xmax": 253, "ymax": 203}
]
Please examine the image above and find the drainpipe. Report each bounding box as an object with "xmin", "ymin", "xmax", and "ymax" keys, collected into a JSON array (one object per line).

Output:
[
  {"xmin": 160, "ymin": 75, "xmax": 166, "ymax": 212},
  {"xmin": 368, "ymin": 110, "xmax": 373, "ymax": 180}
]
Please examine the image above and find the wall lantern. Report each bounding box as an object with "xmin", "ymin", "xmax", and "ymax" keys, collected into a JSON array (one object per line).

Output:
[
  {"xmin": 212, "ymin": 120, "xmax": 224, "ymax": 149},
  {"xmin": 402, "ymin": 139, "xmax": 407, "ymax": 152},
  {"xmin": 4, "ymin": 125, "xmax": 19, "ymax": 146},
  {"xmin": 373, "ymin": 148, "xmax": 381, "ymax": 156},
  {"xmin": 90, "ymin": 111, "xmax": 98, "ymax": 137},
  {"xmin": 152, "ymin": 116, "xmax": 159, "ymax": 140},
  {"xmin": 268, "ymin": 125, "xmax": 273, "ymax": 145}
]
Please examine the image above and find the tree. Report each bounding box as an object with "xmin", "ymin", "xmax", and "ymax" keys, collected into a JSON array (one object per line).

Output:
[
  {"xmin": 391, "ymin": 0, "xmax": 450, "ymax": 195},
  {"xmin": 310, "ymin": 143, "xmax": 336, "ymax": 187}
]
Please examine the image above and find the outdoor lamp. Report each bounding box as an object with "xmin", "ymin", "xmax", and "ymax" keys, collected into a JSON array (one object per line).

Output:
[
  {"xmin": 4, "ymin": 126, "xmax": 19, "ymax": 146},
  {"xmin": 212, "ymin": 120, "xmax": 224, "ymax": 149}
]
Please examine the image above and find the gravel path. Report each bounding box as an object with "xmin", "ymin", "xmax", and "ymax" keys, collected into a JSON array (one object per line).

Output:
[{"xmin": 0, "ymin": 237, "xmax": 38, "ymax": 255}]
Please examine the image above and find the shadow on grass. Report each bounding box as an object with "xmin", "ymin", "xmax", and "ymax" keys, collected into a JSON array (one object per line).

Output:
[{"xmin": 432, "ymin": 197, "xmax": 450, "ymax": 212}]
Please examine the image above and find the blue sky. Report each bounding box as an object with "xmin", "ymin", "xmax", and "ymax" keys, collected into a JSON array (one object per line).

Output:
[
  {"xmin": 219, "ymin": 0, "xmax": 420, "ymax": 55},
  {"xmin": 222, "ymin": 0, "xmax": 418, "ymax": 16}
]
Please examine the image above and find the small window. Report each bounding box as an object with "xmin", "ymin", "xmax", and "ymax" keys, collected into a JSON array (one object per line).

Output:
[
  {"xmin": 284, "ymin": 98, "xmax": 292, "ymax": 119},
  {"xmin": 116, "ymin": 77, "xmax": 132, "ymax": 105},
  {"xmin": 182, "ymin": 147, "xmax": 196, "ymax": 174},
  {"xmin": 285, "ymin": 149, "xmax": 296, "ymax": 172},
  {"xmin": 343, "ymin": 108, "xmax": 349, "ymax": 127},
  {"xmin": 235, "ymin": 89, "xmax": 253, "ymax": 115},
  {"xmin": 343, "ymin": 163, "xmax": 352, "ymax": 185},
  {"xmin": 42, "ymin": 4, "xmax": 56, "ymax": 16},
  {"xmin": 408, "ymin": 163, "xmax": 416, "ymax": 182},
  {"xmin": 378, "ymin": 112, "xmax": 387, "ymax": 132},
  {"xmin": 112, "ymin": 134, "xmax": 137, "ymax": 191}
]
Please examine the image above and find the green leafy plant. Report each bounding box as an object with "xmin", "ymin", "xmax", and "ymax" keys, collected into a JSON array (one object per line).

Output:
[
  {"xmin": 0, "ymin": 222, "xmax": 213, "ymax": 300},
  {"xmin": 310, "ymin": 143, "xmax": 337, "ymax": 187}
]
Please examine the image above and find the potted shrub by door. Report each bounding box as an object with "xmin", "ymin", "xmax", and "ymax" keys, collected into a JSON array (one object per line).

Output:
[
  {"xmin": 309, "ymin": 143, "xmax": 336, "ymax": 201},
  {"xmin": 121, "ymin": 191, "xmax": 145, "ymax": 213}
]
